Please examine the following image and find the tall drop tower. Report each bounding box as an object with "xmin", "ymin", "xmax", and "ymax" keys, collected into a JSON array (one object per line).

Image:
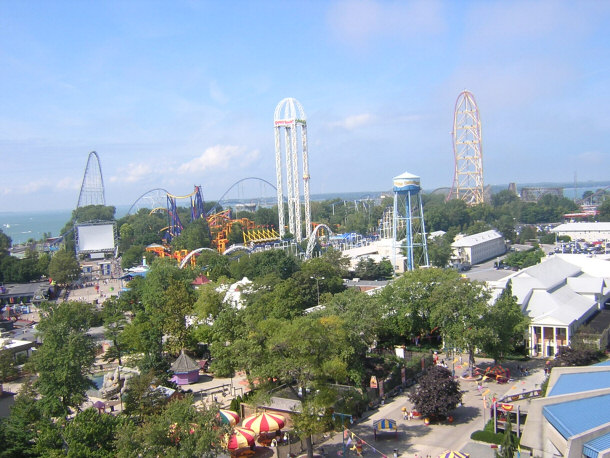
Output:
[
  {"xmin": 448, "ymin": 90, "xmax": 485, "ymax": 205},
  {"xmin": 392, "ymin": 171, "xmax": 429, "ymax": 272},
  {"xmin": 274, "ymin": 98, "xmax": 311, "ymax": 242}
]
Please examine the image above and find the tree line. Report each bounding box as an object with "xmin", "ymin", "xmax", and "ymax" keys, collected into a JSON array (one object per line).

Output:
[{"xmin": 1, "ymin": 248, "xmax": 529, "ymax": 456}]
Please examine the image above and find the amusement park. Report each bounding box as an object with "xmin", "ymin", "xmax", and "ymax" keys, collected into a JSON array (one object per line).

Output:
[{"xmin": 1, "ymin": 93, "xmax": 610, "ymax": 458}]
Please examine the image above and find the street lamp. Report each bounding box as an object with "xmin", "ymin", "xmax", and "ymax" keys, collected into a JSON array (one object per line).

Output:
[
  {"xmin": 310, "ymin": 276, "xmax": 324, "ymax": 305},
  {"xmin": 332, "ymin": 413, "xmax": 353, "ymax": 456}
]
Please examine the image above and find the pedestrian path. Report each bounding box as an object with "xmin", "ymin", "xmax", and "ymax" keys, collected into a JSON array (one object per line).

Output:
[{"xmin": 316, "ymin": 357, "xmax": 547, "ymax": 457}]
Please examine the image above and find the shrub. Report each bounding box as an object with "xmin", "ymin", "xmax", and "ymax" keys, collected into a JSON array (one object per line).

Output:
[{"xmin": 471, "ymin": 430, "xmax": 504, "ymax": 444}]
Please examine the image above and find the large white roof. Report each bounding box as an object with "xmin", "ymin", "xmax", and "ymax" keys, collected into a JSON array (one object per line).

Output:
[
  {"xmin": 552, "ymin": 222, "xmax": 610, "ymax": 232},
  {"xmin": 489, "ymin": 255, "xmax": 609, "ymax": 327},
  {"xmin": 452, "ymin": 230, "xmax": 504, "ymax": 248}
]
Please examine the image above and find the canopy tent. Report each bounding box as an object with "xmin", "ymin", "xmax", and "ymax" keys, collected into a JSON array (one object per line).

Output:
[
  {"xmin": 484, "ymin": 365, "xmax": 510, "ymax": 382},
  {"xmin": 373, "ymin": 419, "xmax": 398, "ymax": 440},
  {"xmin": 242, "ymin": 412, "xmax": 285, "ymax": 433},
  {"xmin": 438, "ymin": 451, "xmax": 470, "ymax": 458},
  {"xmin": 225, "ymin": 427, "xmax": 257, "ymax": 451},
  {"xmin": 219, "ymin": 409, "xmax": 241, "ymax": 426}
]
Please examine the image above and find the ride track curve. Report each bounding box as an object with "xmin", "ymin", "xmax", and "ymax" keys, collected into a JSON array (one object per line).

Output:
[
  {"xmin": 207, "ymin": 177, "xmax": 278, "ymax": 216},
  {"xmin": 305, "ymin": 223, "xmax": 334, "ymax": 260},
  {"xmin": 127, "ymin": 188, "xmax": 171, "ymax": 216}
]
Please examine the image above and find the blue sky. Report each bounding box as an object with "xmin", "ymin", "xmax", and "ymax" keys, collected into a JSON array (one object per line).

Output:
[{"xmin": 1, "ymin": 0, "xmax": 609, "ymax": 212}]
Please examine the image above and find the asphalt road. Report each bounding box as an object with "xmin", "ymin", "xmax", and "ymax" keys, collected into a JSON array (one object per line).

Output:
[{"xmin": 315, "ymin": 357, "xmax": 546, "ymax": 458}]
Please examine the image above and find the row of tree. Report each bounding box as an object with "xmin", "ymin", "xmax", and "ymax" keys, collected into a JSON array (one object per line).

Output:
[{"xmin": 1, "ymin": 245, "xmax": 530, "ymax": 456}]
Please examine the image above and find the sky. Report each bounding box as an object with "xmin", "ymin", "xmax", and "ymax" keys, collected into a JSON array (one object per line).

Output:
[{"xmin": 1, "ymin": 0, "xmax": 609, "ymax": 212}]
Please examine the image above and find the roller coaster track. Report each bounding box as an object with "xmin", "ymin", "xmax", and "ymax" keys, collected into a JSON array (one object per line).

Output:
[{"xmin": 208, "ymin": 177, "xmax": 278, "ymax": 216}]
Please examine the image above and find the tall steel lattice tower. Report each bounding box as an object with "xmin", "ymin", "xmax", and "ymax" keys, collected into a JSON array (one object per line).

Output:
[
  {"xmin": 274, "ymin": 98, "xmax": 311, "ymax": 242},
  {"xmin": 77, "ymin": 151, "xmax": 106, "ymax": 208},
  {"xmin": 448, "ymin": 90, "xmax": 485, "ymax": 205},
  {"xmin": 392, "ymin": 172, "xmax": 429, "ymax": 272}
]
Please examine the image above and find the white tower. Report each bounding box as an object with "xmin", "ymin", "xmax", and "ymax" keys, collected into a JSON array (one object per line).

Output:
[
  {"xmin": 392, "ymin": 171, "xmax": 429, "ymax": 271},
  {"xmin": 448, "ymin": 90, "xmax": 485, "ymax": 205},
  {"xmin": 274, "ymin": 98, "xmax": 311, "ymax": 242}
]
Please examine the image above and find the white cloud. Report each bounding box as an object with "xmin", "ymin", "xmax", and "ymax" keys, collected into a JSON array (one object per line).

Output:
[
  {"xmin": 55, "ymin": 177, "xmax": 81, "ymax": 190},
  {"xmin": 328, "ymin": 112, "xmax": 422, "ymax": 130},
  {"xmin": 177, "ymin": 145, "xmax": 260, "ymax": 174},
  {"xmin": 329, "ymin": 113, "xmax": 375, "ymax": 130},
  {"xmin": 109, "ymin": 163, "xmax": 154, "ymax": 183}
]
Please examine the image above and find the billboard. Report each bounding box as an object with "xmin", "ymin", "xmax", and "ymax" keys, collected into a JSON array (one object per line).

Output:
[{"xmin": 76, "ymin": 223, "xmax": 116, "ymax": 253}]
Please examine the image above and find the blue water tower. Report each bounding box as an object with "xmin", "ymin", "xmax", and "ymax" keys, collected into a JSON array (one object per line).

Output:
[{"xmin": 392, "ymin": 171, "xmax": 429, "ymax": 271}]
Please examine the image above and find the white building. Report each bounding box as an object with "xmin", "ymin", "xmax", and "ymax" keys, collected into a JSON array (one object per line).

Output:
[
  {"xmin": 488, "ymin": 254, "xmax": 610, "ymax": 357},
  {"xmin": 551, "ymin": 222, "xmax": 610, "ymax": 243},
  {"xmin": 451, "ymin": 230, "xmax": 506, "ymax": 265}
]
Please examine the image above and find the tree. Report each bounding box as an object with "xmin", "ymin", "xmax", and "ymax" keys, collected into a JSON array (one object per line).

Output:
[
  {"xmin": 171, "ymin": 218, "xmax": 211, "ymax": 251},
  {"xmin": 103, "ymin": 298, "xmax": 128, "ymax": 366},
  {"xmin": 0, "ymin": 348, "xmax": 17, "ymax": 383},
  {"xmin": 0, "ymin": 381, "xmax": 42, "ymax": 457},
  {"xmin": 33, "ymin": 408, "xmax": 124, "ymax": 457},
  {"xmin": 122, "ymin": 371, "xmax": 169, "ymax": 418},
  {"xmin": 482, "ymin": 282, "xmax": 529, "ymax": 362},
  {"xmin": 250, "ymin": 316, "xmax": 352, "ymax": 458},
  {"xmin": 496, "ymin": 414, "xmax": 517, "ymax": 458},
  {"xmin": 375, "ymin": 268, "xmax": 461, "ymax": 346},
  {"xmin": 354, "ymin": 258, "xmax": 393, "ymax": 280},
  {"xmin": 48, "ymin": 249, "xmax": 81, "ymax": 285},
  {"xmin": 229, "ymin": 249, "xmax": 299, "ymax": 280},
  {"xmin": 32, "ymin": 301, "xmax": 97, "ymax": 417},
  {"xmin": 161, "ymin": 279, "xmax": 197, "ymax": 354},
  {"xmin": 429, "ymin": 276, "xmax": 492, "ymax": 372},
  {"xmin": 0, "ymin": 230, "xmax": 11, "ymax": 254},
  {"xmin": 121, "ymin": 245, "xmax": 145, "ymax": 269},
  {"xmin": 408, "ymin": 365, "xmax": 462, "ymax": 420},
  {"xmin": 503, "ymin": 247, "xmax": 544, "ymax": 269},
  {"xmin": 599, "ymin": 199, "xmax": 610, "ymax": 221},
  {"xmin": 549, "ymin": 347, "xmax": 602, "ymax": 369},
  {"xmin": 427, "ymin": 232, "xmax": 455, "ymax": 268},
  {"xmin": 115, "ymin": 395, "xmax": 228, "ymax": 457}
]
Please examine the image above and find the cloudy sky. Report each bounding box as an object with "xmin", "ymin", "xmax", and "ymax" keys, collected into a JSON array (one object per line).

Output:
[{"xmin": 1, "ymin": 1, "xmax": 609, "ymax": 212}]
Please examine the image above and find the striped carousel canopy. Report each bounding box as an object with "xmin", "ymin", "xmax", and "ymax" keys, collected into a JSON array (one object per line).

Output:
[
  {"xmin": 242, "ymin": 412, "xmax": 286, "ymax": 433},
  {"xmin": 225, "ymin": 427, "xmax": 257, "ymax": 451},
  {"xmin": 218, "ymin": 409, "xmax": 240, "ymax": 426}
]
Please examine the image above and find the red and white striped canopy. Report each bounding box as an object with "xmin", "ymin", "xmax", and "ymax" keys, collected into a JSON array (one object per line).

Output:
[
  {"xmin": 242, "ymin": 412, "xmax": 286, "ymax": 433},
  {"xmin": 218, "ymin": 409, "xmax": 241, "ymax": 426},
  {"xmin": 225, "ymin": 427, "xmax": 257, "ymax": 450}
]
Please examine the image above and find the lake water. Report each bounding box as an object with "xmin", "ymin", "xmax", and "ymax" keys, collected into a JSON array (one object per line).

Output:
[
  {"xmin": 0, "ymin": 210, "xmax": 73, "ymax": 244},
  {"xmin": 0, "ymin": 206, "xmax": 130, "ymax": 245}
]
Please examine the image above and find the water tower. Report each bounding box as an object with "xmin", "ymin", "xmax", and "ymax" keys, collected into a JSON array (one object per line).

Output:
[{"xmin": 392, "ymin": 171, "xmax": 429, "ymax": 271}]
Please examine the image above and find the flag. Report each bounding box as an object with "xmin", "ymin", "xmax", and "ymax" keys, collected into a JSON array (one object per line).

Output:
[{"xmin": 346, "ymin": 437, "xmax": 353, "ymax": 448}]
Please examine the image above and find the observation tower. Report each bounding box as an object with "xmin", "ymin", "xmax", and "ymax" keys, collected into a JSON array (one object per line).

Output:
[
  {"xmin": 273, "ymin": 98, "xmax": 311, "ymax": 243},
  {"xmin": 448, "ymin": 90, "xmax": 485, "ymax": 205},
  {"xmin": 392, "ymin": 171, "xmax": 429, "ymax": 271}
]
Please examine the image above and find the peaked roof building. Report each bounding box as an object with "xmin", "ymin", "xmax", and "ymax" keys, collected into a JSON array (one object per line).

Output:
[{"xmin": 489, "ymin": 254, "xmax": 610, "ymax": 357}]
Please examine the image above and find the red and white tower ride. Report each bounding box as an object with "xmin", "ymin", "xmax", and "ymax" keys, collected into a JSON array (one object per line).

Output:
[
  {"xmin": 448, "ymin": 90, "xmax": 485, "ymax": 205},
  {"xmin": 274, "ymin": 98, "xmax": 311, "ymax": 242}
]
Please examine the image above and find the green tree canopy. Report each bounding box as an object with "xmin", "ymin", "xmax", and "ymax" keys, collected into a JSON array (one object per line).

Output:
[
  {"xmin": 32, "ymin": 301, "xmax": 97, "ymax": 417},
  {"xmin": 48, "ymin": 249, "xmax": 81, "ymax": 285}
]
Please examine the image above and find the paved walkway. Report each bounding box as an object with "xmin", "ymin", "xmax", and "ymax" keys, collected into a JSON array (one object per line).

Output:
[{"xmin": 314, "ymin": 357, "xmax": 547, "ymax": 458}]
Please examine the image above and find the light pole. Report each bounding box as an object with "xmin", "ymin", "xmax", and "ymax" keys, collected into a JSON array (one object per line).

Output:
[
  {"xmin": 310, "ymin": 276, "xmax": 324, "ymax": 305},
  {"xmin": 332, "ymin": 413, "xmax": 353, "ymax": 456}
]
